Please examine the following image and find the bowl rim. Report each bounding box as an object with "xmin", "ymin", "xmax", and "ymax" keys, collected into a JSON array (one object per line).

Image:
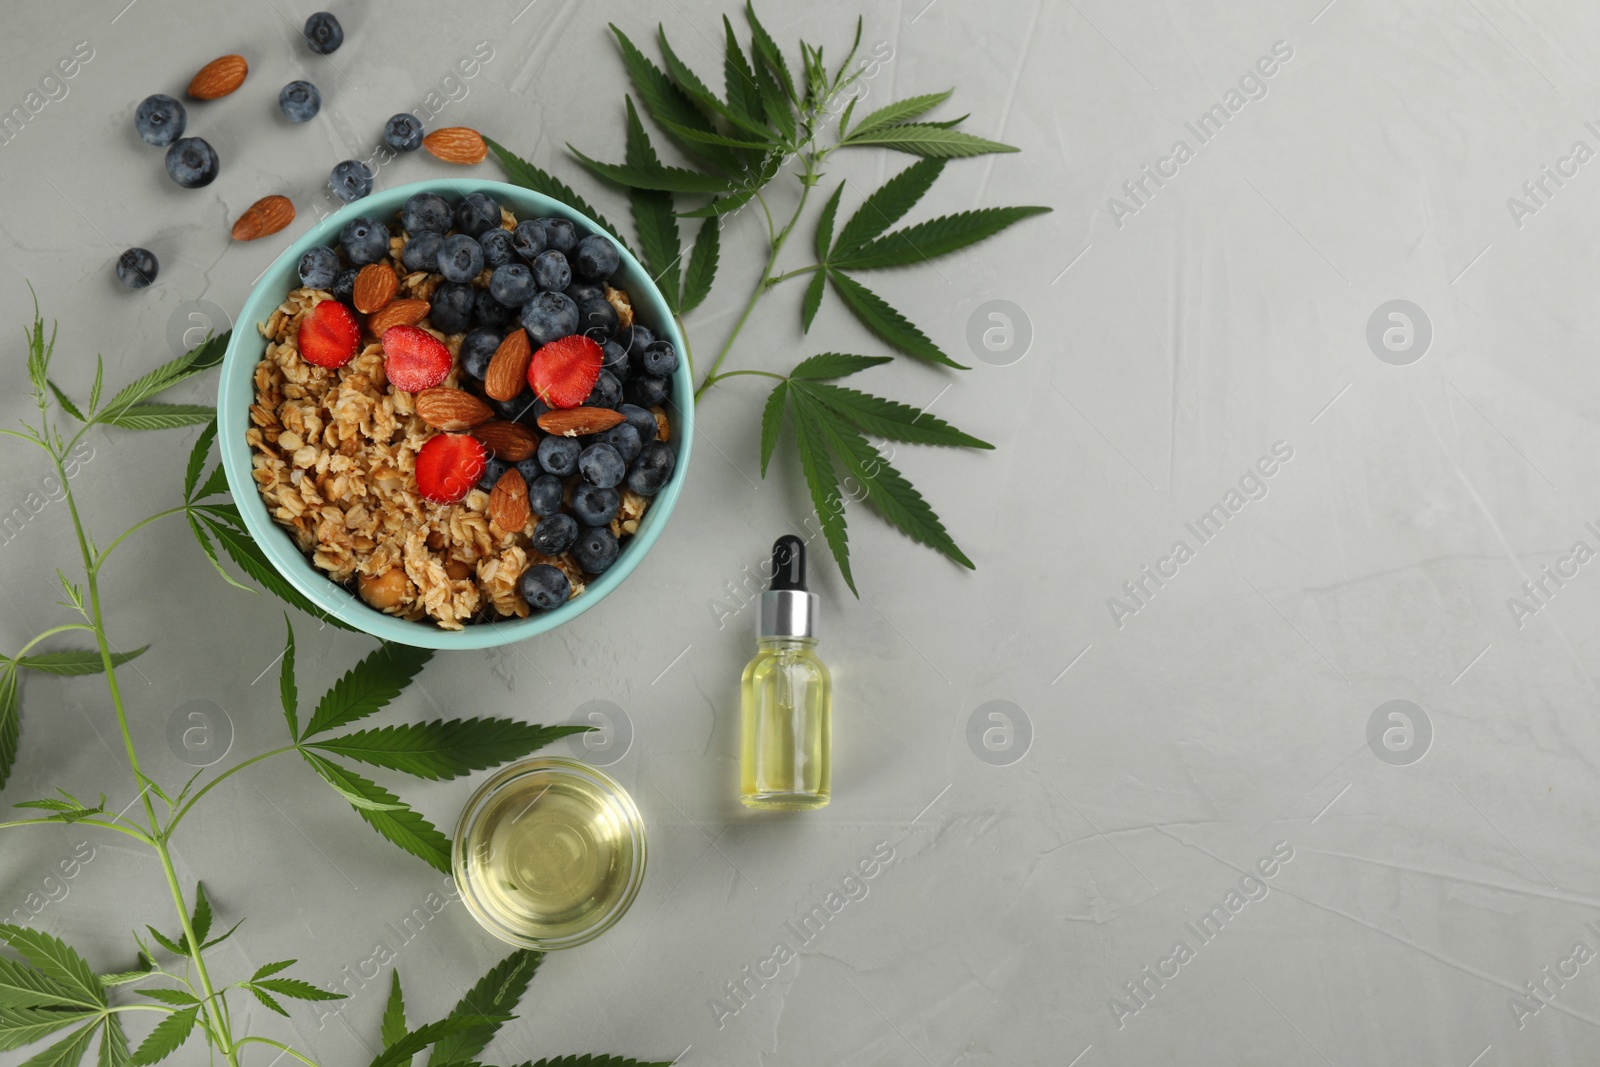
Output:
[
  {"xmin": 449, "ymin": 755, "xmax": 648, "ymax": 951},
  {"xmin": 216, "ymin": 177, "xmax": 693, "ymax": 650}
]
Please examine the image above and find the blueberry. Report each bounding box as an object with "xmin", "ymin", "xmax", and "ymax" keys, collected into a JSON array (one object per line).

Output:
[
  {"xmin": 437, "ymin": 234, "xmax": 484, "ymax": 283},
  {"xmin": 518, "ymin": 563, "xmax": 570, "ymax": 611},
  {"xmin": 278, "ymin": 80, "xmax": 321, "ymax": 122},
  {"xmin": 516, "ymin": 398, "xmax": 550, "ymax": 427},
  {"xmin": 429, "ymin": 282, "xmax": 476, "ymax": 334},
  {"xmin": 511, "ymin": 219, "xmax": 546, "ymax": 261},
  {"xmin": 573, "ymin": 234, "xmax": 620, "ymax": 281},
  {"xmin": 298, "ymin": 246, "xmax": 339, "ymax": 290},
  {"xmin": 531, "ymin": 513, "xmax": 579, "ymax": 556},
  {"xmin": 599, "ymin": 422, "xmax": 643, "ymax": 464},
  {"xmin": 479, "ymin": 228, "xmax": 516, "ymax": 270},
  {"xmin": 330, "ymin": 159, "xmax": 373, "ymax": 202},
  {"xmin": 340, "ymin": 217, "xmax": 390, "ymax": 265},
  {"xmin": 115, "ymin": 247, "xmax": 158, "ymax": 289},
  {"xmin": 583, "ymin": 369, "xmax": 622, "ymax": 410},
  {"xmin": 488, "ymin": 263, "xmax": 535, "ymax": 308},
  {"xmin": 164, "ymin": 137, "xmax": 218, "ymax": 188},
  {"xmin": 474, "ymin": 288, "xmax": 518, "ymax": 330},
  {"xmin": 616, "ymin": 323, "xmax": 655, "ymax": 363},
  {"xmin": 627, "ymin": 441, "xmax": 676, "ymax": 496},
  {"xmin": 384, "ymin": 113, "xmax": 423, "ymax": 152},
  {"xmin": 531, "ymin": 249, "xmax": 571, "ymax": 292},
  {"xmin": 476, "ymin": 456, "xmax": 510, "ymax": 492},
  {"xmin": 457, "ymin": 192, "xmax": 501, "ymax": 237},
  {"xmin": 520, "ymin": 291, "xmax": 579, "ymax": 346},
  {"xmin": 303, "ymin": 11, "xmax": 344, "ymax": 54},
  {"xmin": 572, "ymin": 524, "xmax": 620, "ymax": 573},
  {"xmin": 527, "ymin": 474, "xmax": 566, "ymax": 517},
  {"xmin": 515, "ymin": 457, "xmax": 543, "ymax": 484},
  {"xmin": 401, "ymin": 192, "xmax": 452, "ymax": 234},
  {"xmin": 488, "ymin": 391, "xmax": 539, "ymax": 422},
  {"xmin": 619, "ymin": 404, "xmax": 658, "ymax": 446},
  {"xmin": 566, "ymin": 281, "xmax": 604, "ymax": 304},
  {"xmin": 134, "ymin": 94, "xmax": 185, "ymax": 147},
  {"xmin": 332, "ymin": 267, "xmax": 359, "ymax": 303},
  {"xmin": 579, "ymin": 442, "xmax": 626, "ymax": 488},
  {"xmin": 625, "ymin": 374, "xmax": 670, "ymax": 408},
  {"xmin": 401, "ymin": 231, "xmax": 443, "ymax": 273},
  {"xmin": 541, "ymin": 217, "xmax": 577, "ymax": 253},
  {"xmin": 575, "ymin": 296, "xmax": 619, "ymax": 340},
  {"xmin": 600, "ymin": 339, "xmax": 629, "ymax": 376},
  {"xmin": 572, "ymin": 484, "xmax": 621, "ymax": 528},
  {"xmin": 640, "ymin": 339, "xmax": 678, "ymax": 378},
  {"xmin": 459, "ymin": 328, "xmax": 502, "ymax": 381},
  {"xmin": 537, "ymin": 435, "xmax": 581, "ymax": 477}
]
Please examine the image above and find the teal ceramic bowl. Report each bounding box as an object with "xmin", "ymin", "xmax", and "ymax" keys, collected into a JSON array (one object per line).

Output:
[{"xmin": 216, "ymin": 179, "xmax": 693, "ymax": 650}]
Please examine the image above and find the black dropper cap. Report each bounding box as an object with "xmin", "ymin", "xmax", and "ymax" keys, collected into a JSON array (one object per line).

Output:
[
  {"xmin": 759, "ymin": 536, "xmax": 816, "ymax": 638},
  {"xmin": 769, "ymin": 535, "xmax": 806, "ymax": 591}
]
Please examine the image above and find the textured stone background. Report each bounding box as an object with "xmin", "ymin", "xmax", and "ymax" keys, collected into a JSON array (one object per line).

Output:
[{"xmin": 4, "ymin": 0, "xmax": 1600, "ymax": 1064}]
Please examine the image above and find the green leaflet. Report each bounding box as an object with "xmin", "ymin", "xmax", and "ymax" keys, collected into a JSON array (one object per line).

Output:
[
  {"xmin": 279, "ymin": 616, "xmax": 298, "ymax": 741},
  {"xmin": 655, "ymin": 25, "xmax": 772, "ymax": 140},
  {"xmin": 300, "ymin": 642, "xmax": 433, "ymax": 739},
  {"xmin": 800, "ymin": 270, "xmax": 826, "ymax": 332},
  {"xmin": 788, "ymin": 353, "xmax": 892, "ymax": 380},
  {"xmin": 13, "ymin": 647, "xmax": 146, "ymax": 676},
  {"xmin": 847, "ymin": 90, "xmax": 953, "ymax": 136},
  {"xmin": 381, "ymin": 973, "xmax": 406, "ymax": 1049},
  {"xmin": 95, "ymin": 1015, "xmax": 128, "ymax": 1067},
  {"xmin": 608, "ymin": 25, "xmax": 748, "ymax": 175},
  {"xmin": 0, "ymin": 927, "xmax": 101, "ymax": 1008},
  {"xmin": 47, "ymin": 382, "xmax": 83, "ymax": 422},
  {"xmin": 623, "ymin": 97, "xmax": 681, "ymax": 311},
  {"xmin": 181, "ymin": 419, "xmax": 217, "ymax": 501},
  {"xmin": 0, "ymin": 665, "xmax": 15, "ymax": 791},
  {"xmin": 831, "ymin": 159, "xmax": 945, "ymax": 256},
  {"xmin": 826, "ymin": 271, "xmax": 964, "ymax": 368},
  {"xmin": 128, "ymin": 1007, "xmax": 196, "ymax": 1066},
  {"xmin": 519, "ymin": 1058, "xmax": 674, "ymax": 1067},
  {"xmin": 191, "ymin": 506, "xmax": 361, "ymax": 630},
  {"xmin": 100, "ymin": 332, "xmax": 228, "ymax": 419},
  {"xmin": 0, "ymin": 1008, "xmax": 88, "ymax": 1054},
  {"xmin": 790, "ymin": 402, "xmax": 854, "ymax": 595},
  {"xmin": 425, "ymin": 950, "xmax": 543, "ymax": 1066},
  {"xmin": 369, "ymin": 1015, "xmax": 508, "ymax": 1067},
  {"xmin": 19, "ymin": 1020, "xmax": 97, "ymax": 1067},
  {"xmin": 759, "ymin": 381, "xmax": 788, "ymax": 476},
  {"xmin": 568, "ymin": 149, "xmax": 741, "ymax": 195},
  {"xmin": 722, "ymin": 15, "xmax": 764, "ymax": 125},
  {"xmin": 841, "ymin": 122, "xmax": 1019, "ymax": 157},
  {"xmin": 814, "ymin": 184, "xmax": 844, "ymax": 261},
  {"xmin": 305, "ymin": 720, "xmax": 588, "ymax": 781},
  {"xmin": 793, "ymin": 381, "xmax": 993, "ymax": 448},
  {"xmin": 681, "ymin": 216, "xmax": 721, "ymax": 313},
  {"xmin": 302, "ymin": 754, "xmax": 452, "ymax": 872},
  {"xmin": 831, "ymin": 206, "xmax": 1053, "ymax": 270}
]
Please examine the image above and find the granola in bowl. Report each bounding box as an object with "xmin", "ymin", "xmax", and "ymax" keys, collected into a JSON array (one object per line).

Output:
[{"xmin": 245, "ymin": 189, "xmax": 678, "ymax": 630}]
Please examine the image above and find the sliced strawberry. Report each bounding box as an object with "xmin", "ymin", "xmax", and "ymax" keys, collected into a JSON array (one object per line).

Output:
[
  {"xmin": 382, "ymin": 325, "xmax": 453, "ymax": 393},
  {"xmin": 415, "ymin": 433, "xmax": 486, "ymax": 504},
  {"xmin": 528, "ymin": 334, "xmax": 603, "ymax": 409},
  {"xmin": 297, "ymin": 300, "xmax": 360, "ymax": 369}
]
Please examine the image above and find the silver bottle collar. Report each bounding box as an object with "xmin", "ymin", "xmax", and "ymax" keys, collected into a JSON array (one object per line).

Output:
[{"xmin": 759, "ymin": 589, "xmax": 817, "ymax": 639}]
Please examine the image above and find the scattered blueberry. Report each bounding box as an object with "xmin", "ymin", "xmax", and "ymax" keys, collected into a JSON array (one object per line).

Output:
[
  {"xmin": 571, "ymin": 483, "xmax": 621, "ymax": 528},
  {"xmin": 518, "ymin": 563, "xmax": 570, "ymax": 611},
  {"xmin": 384, "ymin": 113, "xmax": 423, "ymax": 152},
  {"xmin": 573, "ymin": 234, "xmax": 620, "ymax": 281},
  {"xmin": 579, "ymin": 442, "xmax": 625, "ymax": 488},
  {"xmin": 489, "ymin": 263, "xmax": 535, "ymax": 307},
  {"xmin": 531, "ymin": 513, "xmax": 579, "ymax": 556},
  {"xmin": 537, "ymin": 434, "xmax": 581, "ymax": 477},
  {"xmin": 640, "ymin": 339, "xmax": 678, "ymax": 378},
  {"xmin": 479, "ymin": 227, "xmax": 516, "ymax": 269},
  {"xmin": 474, "ymin": 288, "xmax": 518, "ymax": 330},
  {"xmin": 115, "ymin": 247, "xmax": 158, "ymax": 289},
  {"xmin": 566, "ymin": 281, "xmax": 604, "ymax": 304},
  {"xmin": 520, "ymin": 291, "xmax": 579, "ymax": 345},
  {"xmin": 298, "ymin": 246, "xmax": 339, "ymax": 290},
  {"xmin": 625, "ymin": 374, "xmax": 670, "ymax": 407},
  {"xmin": 576, "ymin": 295, "xmax": 618, "ymax": 338},
  {"xmin": 541, "ymin": 217, "xmax": 577, "ymax": 253},
  {"xmin": 488, "ymin": 391, "xmax": 537, "ymax": 422},
  {"xmin": 401, "ymin": 192, "xmax": 452, "ymax": 234},
  {"xmin": 401, "ymin": 231, "xmax": 443, "ymax": 273},
  {"xmin": 600, "ymin": 339, "xmax": 629, "ymax": 376},
  {"xmin": 531, "ymin": 249, "xmax": 571, "ymax": 292},
  {"xmin": 437, "ymin": 234, "xmax": 484, "ymax": 283},
  {"xmin": 515, "ymin": 456, "xmax": 543, "ymax": 485},
  {"xmin": 279, "ymin": 80, "xmax": 321, "ymax": 122},
  {"xmin": 460, "ymin": 328, "xmax": 502, "ymax": 380},
  {"xmin": 511, "ymin": 219, "xmax": 546, "ymax": 261},
  {"xmin": 599, "ymin": 422, "xmax": 643, "ymax": 464},
  {"xmin": 330, "ymin": 159, "xmax": 373, "ymax": 202},
  {"xmin": 340, "ymin": 216, "xmax": 390, "ymax": 265},
  {"xmin": 134, "ymin": 94, "xmax": 185, "ymax": 147},
  {"xmin": 331, "ymin": 267, "xmax": 359, "ymax": 303},
  {"xmin": 303, "ymin": 11, "xmax": 344, "ymax": 54},
  {"xmin": 477, "ymin": 456, "xmax": 510, "ymax": 492},
  {"xmin": 617, "ymin": 323, "xmax": 655, "ymax": 363},
  {"xmin": 627, "ymin": 441, "xmax": 676, "ymax": 496},
  {"xmin": 619, "ymin": 404, "xmax": 658, "ymax": 446},
  {"xmin": 429, "ymin": 281, "xmax": 476, "ymax": 334},
  {"xmin": 164, "ymin": 137, "xmax": 219, "ymax": 188},
  {"xmin": 583, "ymin": 369, "xmax": 622, "ymax": 410},
  {"xmin": 457, "ymin": 192, "xmax": 501, "ymax": 237},
  {"xmin": 527, "ymin": 474, "xmax": 566, "ymax": 517},
  {"xmin": 572, "ymin": 524, "xmax": 620, "ymax": 573}
]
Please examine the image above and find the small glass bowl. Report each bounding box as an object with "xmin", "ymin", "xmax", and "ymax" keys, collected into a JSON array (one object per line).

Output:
[{"xmin": 452, "ymin": 757, "xmax": 647, "ymax": 950}]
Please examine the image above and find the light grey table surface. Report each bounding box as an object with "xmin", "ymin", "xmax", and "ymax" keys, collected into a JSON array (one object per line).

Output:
[{"xmin": 3, "ymin": 0, "xmax": 1598, "ymax": 1064}]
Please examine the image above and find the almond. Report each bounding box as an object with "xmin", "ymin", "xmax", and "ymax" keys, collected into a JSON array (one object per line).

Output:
[
  {"xmin": 188, "ymin": 54, "xmax": 248, "ymax": 100},
  {"xmin": 416, "ymin": 388, "xmax": 493, "ymax": 432},
  {"xmin": 352, "ymin": 263, "xmax": 398, "ymax": 315},
  {"xmin": 472, "ymin": 420, "xmax": 537, "ymax": 462},
  {"xmin": 537, "ymin": 406, "xmax": 626, "ymax": 437},
  {"xmin": 483, "ymin": 329, "xmax": 532, "ymax": 402},
  {"xmin": 231, "ymin": 194, "xmax": 295, "ymax": 241},
  {"xmin": 366, "ymin": 298, "xmax": 430, "ymax": 334},
  {"xmin": 488, "ymin": 468, "xmax": 531, "ymax": 531},
  {"xmin": 422, "ymin": 126, "xmax": 488, "ymax": 164}
]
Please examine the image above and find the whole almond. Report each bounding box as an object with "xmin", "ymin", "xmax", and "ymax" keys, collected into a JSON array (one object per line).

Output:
[
  {"xmin": 366, "ymin": 298, "xmax": 430, "ymax": 334},
  {"xmin": 352, "ymin": 263, "xmax": 399, "ymax": 314},
  {"xmin": 231, "ymin": 194, "xmax": 294, "ymax": 241},
  {"xmin": 188, "ymin": 54, "xmax": 248, "ymax": 100},
  {"xmin": 422, "ymin": 126, "xmax": 488, "ymax": 165},
  {"xmin": 416, "ymin": 388, "xmax": 493, "ymax": 432},
  {"xmin": 537, "ymin": 406, "xmax": 626, "ymax": 437},
  {"xmin": 473, "ymin": 420, "xmax": 537, "ymax": 462},
  {"xmin": 483, "ymin": 330, "xmax": 532, "ymax": 402},
  {"xmin": 488, "ymin": 468, "xmax": 531, "ymax": 531}
]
